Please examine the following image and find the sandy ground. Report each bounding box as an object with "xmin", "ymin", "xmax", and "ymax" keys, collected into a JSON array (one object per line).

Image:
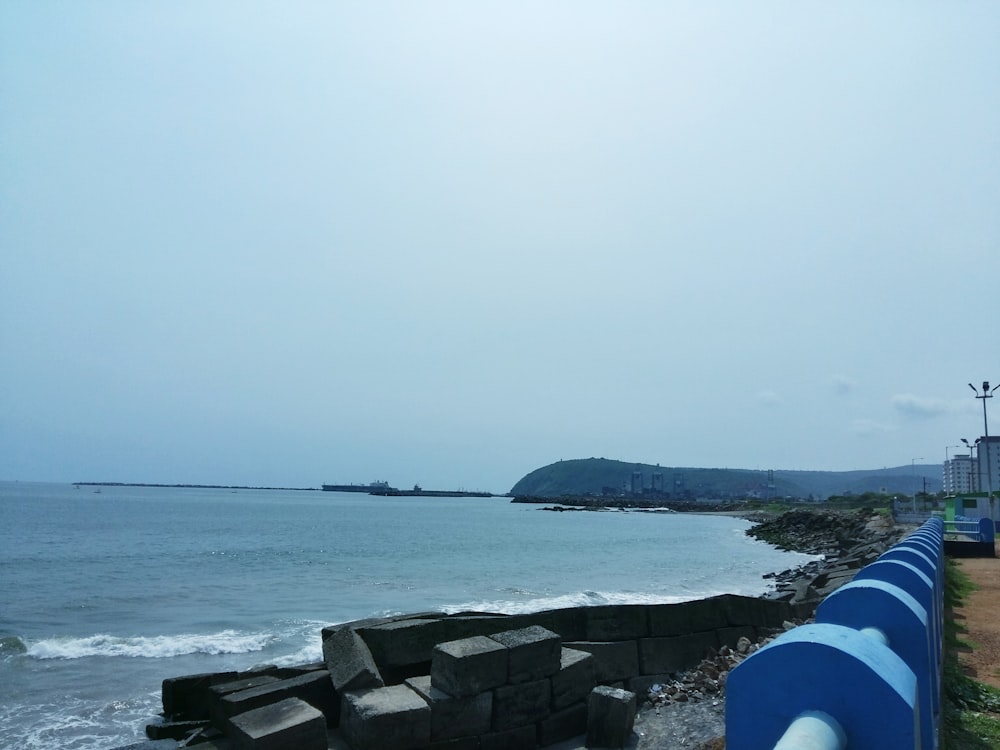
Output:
[{"xmin": 955, "ymin": 556, "xmax": 1000, "ymax": 689}]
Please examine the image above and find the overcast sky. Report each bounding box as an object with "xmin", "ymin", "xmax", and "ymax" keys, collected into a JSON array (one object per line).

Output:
[{"xmin": 2, "ymin": 2, "xmax": 998, "ymax": 493}]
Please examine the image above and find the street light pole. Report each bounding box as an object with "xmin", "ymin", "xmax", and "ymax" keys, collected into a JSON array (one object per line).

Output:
[{"xmin": 969, "ymin": 381, "xmax": 999, "ymax": 522}]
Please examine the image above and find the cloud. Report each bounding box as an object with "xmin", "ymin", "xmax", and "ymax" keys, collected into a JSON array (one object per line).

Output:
[
  {"xmin": 831, "ymin": 374, "xmax": 856, "ymax": 395},
  {"xmin": 852, "ymin": 419, "xmax": 897, "ymax": 436},
  {"xmin": 756, "ymin": 390, "xmax": 783, "ymax": 407},
  {"xmin": 890, "ymin": 393, "xmax": 948, "ymax": 418}
]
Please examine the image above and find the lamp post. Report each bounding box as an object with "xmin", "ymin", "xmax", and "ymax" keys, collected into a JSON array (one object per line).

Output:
[
  {"xmin": 911, "ymin": 457, "xmax": 923, "ymax": 512},
  {"xmin": 969, "ymin": 380, "xmax": 999, "ymax": 521}
]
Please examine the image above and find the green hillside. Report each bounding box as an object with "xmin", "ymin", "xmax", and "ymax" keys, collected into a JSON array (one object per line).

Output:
[{"xmin": 509, "ymin": 457, "xmax": 943, "ymax": 500}]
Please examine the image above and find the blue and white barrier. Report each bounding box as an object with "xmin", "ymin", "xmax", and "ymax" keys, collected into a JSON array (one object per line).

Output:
[
  {"xmin": 726, "ymin": 517, "xmax": 944, "ymax": 750},
  {"xmin": 945, "ymin": 516, "xmax": 995, "ymax": 543}
]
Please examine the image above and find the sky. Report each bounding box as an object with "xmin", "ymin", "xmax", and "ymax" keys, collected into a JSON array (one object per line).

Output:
[{"xmin": 2, "ymin": 2, "xmax": 999, "ymax": 493}]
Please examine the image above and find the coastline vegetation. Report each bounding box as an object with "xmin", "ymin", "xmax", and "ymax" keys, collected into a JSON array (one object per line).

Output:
[{"xmin": 943, "ymin": 559, "xmax": 1000, "ymax": 749}]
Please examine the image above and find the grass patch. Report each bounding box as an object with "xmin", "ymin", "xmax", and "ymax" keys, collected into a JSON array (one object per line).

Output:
[{"xmin": 943, "ymin": 558, "xmax": 1000, "ymax": 749}]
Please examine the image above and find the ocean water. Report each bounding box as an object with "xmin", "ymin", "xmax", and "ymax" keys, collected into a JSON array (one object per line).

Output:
[{"xmin": 0, "ymin": 482, "xmax": 815, "ymax": 749}]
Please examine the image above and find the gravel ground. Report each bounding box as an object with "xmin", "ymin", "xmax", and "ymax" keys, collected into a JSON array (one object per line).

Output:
[{"xmin": 548, "ymin": 698, "xmax": 726, "ymax": 750}]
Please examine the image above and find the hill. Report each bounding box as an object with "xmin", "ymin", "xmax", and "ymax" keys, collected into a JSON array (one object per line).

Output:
[{"xmin": 509, "ymin": 457, "xmax": 943, "ymax": 500}]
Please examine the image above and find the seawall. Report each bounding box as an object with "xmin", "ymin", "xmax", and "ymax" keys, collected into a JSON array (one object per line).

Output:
[{"xmin": 142, "ymin": 595, "xmax": 807, "ymax": 749}]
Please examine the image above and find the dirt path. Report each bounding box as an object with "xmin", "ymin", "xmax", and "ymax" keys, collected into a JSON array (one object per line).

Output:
[{"xmin": 956, "ymin": 556, "xmax": 1000, "ymax": 689}]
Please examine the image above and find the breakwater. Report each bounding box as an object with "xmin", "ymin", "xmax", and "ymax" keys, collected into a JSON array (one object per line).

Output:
[{"xmin": 142, "ymin": 594, "xmax": 807, "ymax": 749}]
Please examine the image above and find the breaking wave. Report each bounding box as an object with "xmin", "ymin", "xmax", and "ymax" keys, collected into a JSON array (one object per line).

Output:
[
  {"xmin": 439, "ymin": 588, "xmax": 717, "ymax": 615},
  {"xmin": 25, "ymin": 630, "xmax": 276, "ymax": 660}
]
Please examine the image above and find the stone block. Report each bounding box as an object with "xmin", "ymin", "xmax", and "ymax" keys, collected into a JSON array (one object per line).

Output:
[
  {"xmin": 564, "ymin": 640, "xmax": 638, "ymax": 683},
  {"xmin": 551, "ymin": 648, "xmax": 596, "ymax": 711},
  {"xmin": 144, "ymin": 719, "xmax": 209, "ymax": 740},
  {"xmin": 585, "ymin": 605, "xmax": 648, "ymax": 641},
  {"xmin": 479, "ymin": 723, "xmax": 538, "ymax": 750},
  {"xmin": 586, "ymin": 686, "xmax": 636, "ymax": 749},
  {"xmin": 492, "ymin": 678, "xmax": 551, "ymax": 731},
  {"xmin": 405, "ymin": 674, "xmax": 492, "ymax": 740},
  {"xmin": 162, "ymin": 671, "xmax": 239, "ymax": 719},
  {"xmin": 217, "ymin": 671, "xmax": 339, "ymax": 728},
  {"xmin": 522, "ymin": 608, "xmax": 588, "ymax": 642},
  {"xmin": 323, "ymin": 626, "xmax": 385, "ymax": 692},
  {"xmin": 489, "ymin": 625, "xmax": 562, "ymax": 684},
  {"xmin": 721, "ymin": 594, "xmax": 793, "ymax": 629},
  {"xmin": 647, "ymin": 597, "xmax": 728, "ymax": 637},
  {"xmin": 538, "ymin": 703, "xmax": 587, "ymax": 746},
  {"xmin": 321, "ymin": 615, "xmax": 406, "ymax": 643},
  {"xmin": 209, "ymin": 675, "xmax": 282, "ymax": 701},
  {"xmin": 341, "ymin": 684, "xmax": 431, "ymax": 750},
  {"xmin": 426, "ymin": 737, "xmax": 481, "ymax": 750},
  {"xmin": 358, "ymin": 616, "xmax": 511, "ymax": 669},
  {"xmin": 227, "ymin": 697, "xmax": 327, "ymax": 750},
  {"xmin": 431, "ymin": 635, "xmax": 509, "ymax": 698},
  {"xmin": 638, "ymin": 632, "xmax": 720, "ymax": 675}
]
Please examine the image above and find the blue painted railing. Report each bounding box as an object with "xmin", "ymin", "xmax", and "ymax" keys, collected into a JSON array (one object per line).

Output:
[
  {"xmin": 726, "ymin": 517, "xmax": 944, "ymax": 750},
  {"xmin": 945, "ymin": 516, "xmax": 995, "ymax": 543}
]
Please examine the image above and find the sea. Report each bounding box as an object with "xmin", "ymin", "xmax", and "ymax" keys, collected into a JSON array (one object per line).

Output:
[{"xmin": 0, "ymin": 481, "xmax": 816, "ymax": 749}]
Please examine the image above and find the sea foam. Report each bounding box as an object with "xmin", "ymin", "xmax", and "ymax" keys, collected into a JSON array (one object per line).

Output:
[{"xmin": 25, "ymin": 630, "xmax": 275, "ymax": 660}]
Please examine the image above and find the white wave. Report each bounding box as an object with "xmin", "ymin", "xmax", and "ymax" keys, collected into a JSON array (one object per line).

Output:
[
  {"xmin": 440, "ymin": 589, "xmax": 711, "ymax": 615},
  {"xmin": 266, "ymin": 640, "xmax": 324, "ymax": 667},
  {"xmin": 25, "ymin": 630, "xmax": 275, "ymax": 660}
]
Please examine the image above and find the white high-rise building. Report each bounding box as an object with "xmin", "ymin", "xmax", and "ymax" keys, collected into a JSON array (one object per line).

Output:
[{"xmin": 944, "ymin": 453, "xmax": 974, "ymax": 495}]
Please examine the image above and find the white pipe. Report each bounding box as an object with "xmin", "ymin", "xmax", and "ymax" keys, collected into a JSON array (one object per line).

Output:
[
  {"xmin": 860, "ymin": 626, "xmax": 889, "ymax": 647},
  {"xmin": 774, "ymin": 711, "xmax": 847, "ymax": 750}
]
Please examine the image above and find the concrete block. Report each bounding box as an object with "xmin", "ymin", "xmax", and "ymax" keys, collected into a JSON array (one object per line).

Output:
[
  {"xmin": 358, "ymin": 615, "xmax": 511, "ymax": 668},
  {"xmin": 321, "ymin": 615, "xmax": 402, "ymax": 643},
  {"xmin": 551, "ymin": 648, "xmax": 597, "ymax": 711},
  {"xmin": 426, "ymin": 737, "xmax": 481, "ymax": 750},
  {"xmin": 647, "ymin": 596, "xmax": 728, "ymax": 637},
  {"xmin": 585, "ymin": 605, "xmax": 648, "ymax": 641},
  {"xmin": 480, "ymin": 723, "xmax": 538, "ymax": 750},
  {"xmin": 586, "ymin": 686, "xmax": 636, "ymax": 749},
  {"xmin": 638, "ymin": 632, "xmax": 720, "ymax": 675},
  {"xmin": 538, "ymin": 703, "xmax": 587, "ymax": 746},
  {"xmin": 227, "ymin": 697, "xmax": 327, "ymax": 750},
  {"xmin": 162, "ymin": 671, "xmax": 239, "ymax": 719},
  {"xmin": 564, "ymin": 640, "xmax": 638, "ymax": 683},
  {"xmin": 490, "ymin": 625, "xmax": 562, "ymax": 683},
  {"xmin": 521, "ymin": 607, "xmax": 588, "ymax": 642},
  {"xmin": 431, "ymin": 635, "xmax": 509, "ymax": 698},
  {"xmin": 217, "ymin": 671, "xmax": 339, "ymax": 728},
  {"xmin": 323, "ymin": 626, "xmax": 385, "ymax": 692},
  {"xmin": 144, "ymin": 719, "xmax": 209, "ymax": 740},
  {"xmin": 492, "ymin": 678, "xmax": 551, "ymax": 731},
  {"xmin": 405, "ymin": 674, "xmax": 492, "ymax": 740},
  {"xmin": 341, "ymin": 684, "xmax": 431, "ymax": 750},
  {"xmin": 727, "ymin": 595, "xmax": 794, "ymax": 629}
]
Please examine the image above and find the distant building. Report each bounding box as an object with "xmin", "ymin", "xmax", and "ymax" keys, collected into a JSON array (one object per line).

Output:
[
  {"xmin": 630, "ymin": 471, "xmax": 643, "ymax": 495},
  {"xmin": 651, "ymin": 472, "xmax": 664, "ymax": 493},
  {"xmin": 975, "ymin": 436, "xmax": 1000, "ymax": 496},
  {"xmin": 944, "ymin": 454, "xmax": 974, "ymax": 495}
]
